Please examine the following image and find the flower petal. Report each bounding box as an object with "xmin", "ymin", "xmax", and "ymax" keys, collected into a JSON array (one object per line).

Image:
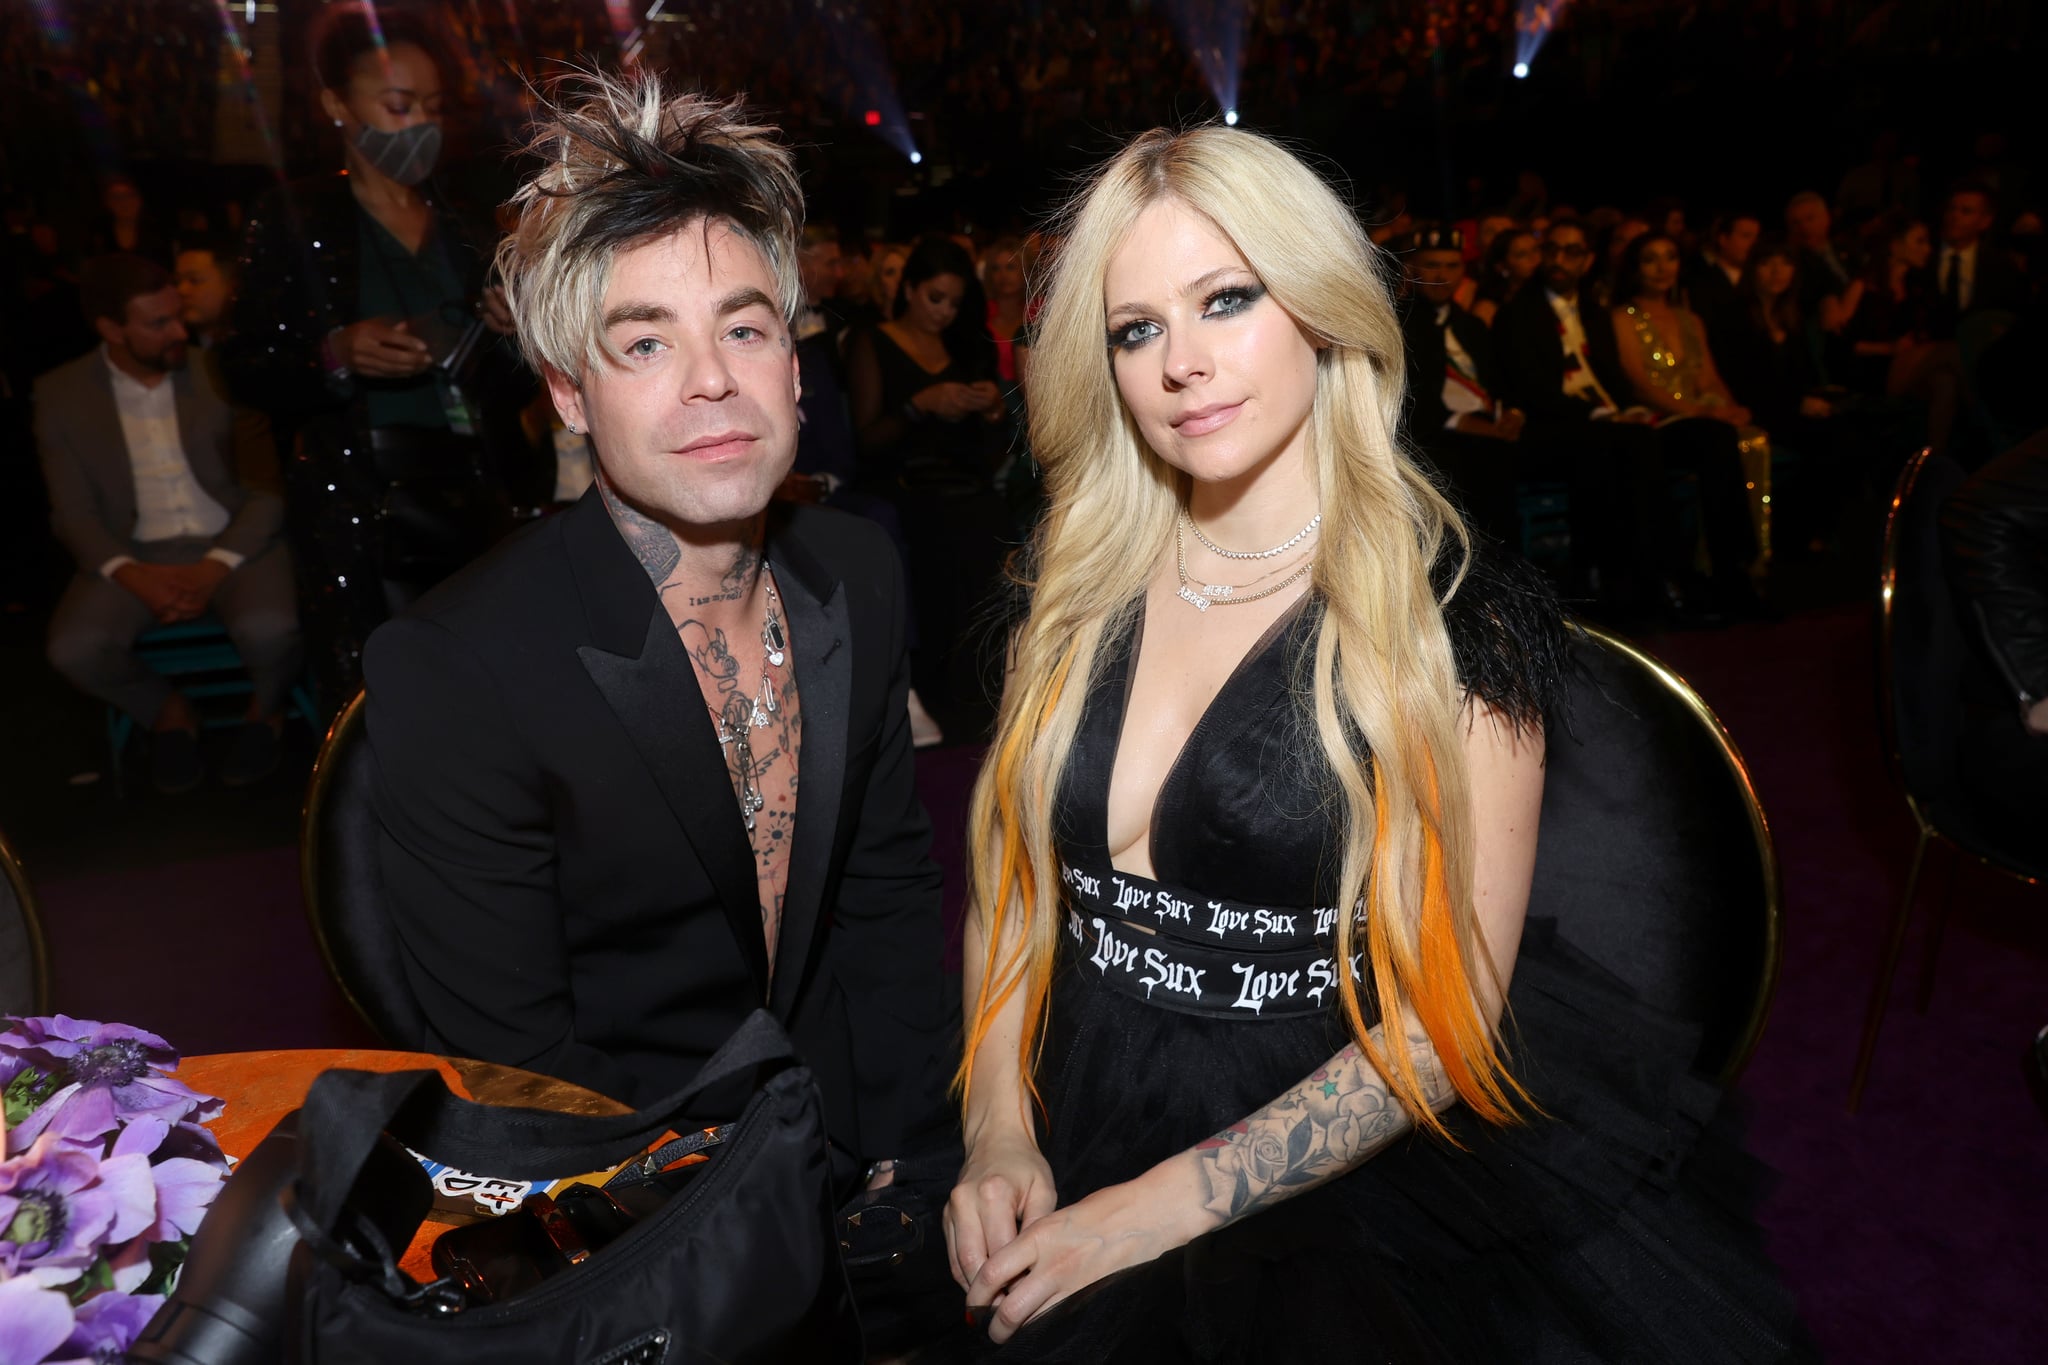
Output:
[
  {"xmin": 94, "ymin": 1151, "xmax": 161, "ymax": 1245},
  {"xmin": 0, "ymin": 1277, "xmax": 75, "ymax": 1365},
  {"xmin": 147, "ymin": 1156, "xmax": 228, "ymax": 1241},
  {"xmin": 110, "ymin": 1115, "xmax": 171, "ymax": 1163},
  {"xmin": 49, "ymin": 1289, "xmax": 164, "ymax": 1364}
]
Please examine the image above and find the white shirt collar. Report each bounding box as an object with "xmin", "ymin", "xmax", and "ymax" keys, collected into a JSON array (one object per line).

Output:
[{"xmin": 100, "ymin": 345, "xmax": 172, "ymax": 400}]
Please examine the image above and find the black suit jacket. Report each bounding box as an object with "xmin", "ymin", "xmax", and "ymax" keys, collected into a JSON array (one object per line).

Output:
[
  {"xmin": 1492, "ymin": 284, "xmax": 1632, "ymax": 425},
  {"xmin": 362, "ymin": 490, "xmax": 947, "ymax": 1163},
  {"xmin": 1400, "ymin": 297, "xmax": 1502, "ymax": 438},
  {"xmin": 1931, "ymin": 244, "xmax": 2030, "ymax": 337},
  {"xmin": 1685, "ymin": 258, "xmax": 1745, "ymax": 360}
]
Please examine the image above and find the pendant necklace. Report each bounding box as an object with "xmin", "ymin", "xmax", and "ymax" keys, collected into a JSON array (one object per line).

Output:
[
  {"xmin": 707, "ymin": 573, "xmax": 788, "ymax": 831},
  {"xmin": 1175, "ymin": 514, "xmax": 1315, "ymax": 612}
]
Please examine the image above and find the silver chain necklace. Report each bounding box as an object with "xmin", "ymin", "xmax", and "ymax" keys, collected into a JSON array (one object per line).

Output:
[
  {"xmin": 707, "ymin": 574, "xmax": 788, "ymax": 831},
  {"xmin": 1175, "ymin": 518, "xmax": 1314, "ymax": 612},
  {"xmin": 1185, "ymin": 509, "xmax": 1322, "ymax": 561}
]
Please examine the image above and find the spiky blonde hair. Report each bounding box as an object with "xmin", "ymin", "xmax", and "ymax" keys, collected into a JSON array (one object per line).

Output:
[{"xmin": 496, "ymin": 68, "xmax": 803, "ymax": 382}]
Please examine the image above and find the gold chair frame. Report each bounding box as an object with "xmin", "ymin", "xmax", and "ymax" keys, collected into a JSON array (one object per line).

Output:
[
  {"xmin": 1578, "ymin": 625, "xmax": 1784, "ymax": 1085},
  {"xmin": 300, "ymin": 689, "xmax": 383, "ymax": 1038},
  {"xmin": 1, "ymin": 825, "xmax": 53, "ymax": 1016},
  {"xmin": 1850, "ymin": 448, "xmax": 2042, "ymax": 1112}
]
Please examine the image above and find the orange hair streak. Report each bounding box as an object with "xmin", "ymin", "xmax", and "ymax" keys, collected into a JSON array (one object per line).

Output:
[
  {"xmin": 955, "ymin": 646, "xmax": 1078, "ymax": 1115},
  {"xmin": 1343, "ymin": 756, "xmax": 1531, "ymax": 1144}
]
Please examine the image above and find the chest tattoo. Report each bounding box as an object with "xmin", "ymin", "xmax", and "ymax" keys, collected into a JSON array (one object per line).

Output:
[{"xmin": 674, "ymin": 593, "xmax": 801, "ymax": 970}]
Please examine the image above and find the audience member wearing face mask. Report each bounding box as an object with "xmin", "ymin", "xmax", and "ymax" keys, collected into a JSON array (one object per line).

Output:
[{"xmin": 216, "ymin": 1, "xmax": 538, "ymax": 714}]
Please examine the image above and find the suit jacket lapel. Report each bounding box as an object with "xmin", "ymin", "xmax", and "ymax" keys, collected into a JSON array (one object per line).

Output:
[
  {"xmin": 171, "ymin": 366, "xmax": 209, "ymax": 485},
  {"xmin": 768, "ymin": 528, "xmax": 849, "ymax": 1015},
  {"xmin": 568, "ymin": 495, "xmax": 771, "ymax": 998},
  {"xmin": 79, "ymin": 360, "xmax": 136, "ymax": 533}
]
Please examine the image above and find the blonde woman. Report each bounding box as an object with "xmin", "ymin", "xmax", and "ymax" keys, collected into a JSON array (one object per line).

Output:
[{"xmin": 940, "ymin": 127, "xmax": 1810, "ymax": 1361}]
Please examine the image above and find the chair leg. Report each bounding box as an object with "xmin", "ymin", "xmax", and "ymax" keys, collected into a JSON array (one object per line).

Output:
[
  {"xmin": 1915, "ymin": 840, "xmax": 1958, "ymax": 1015},
  {"xmin": 106, "ymin": 710, "xmax": 131, "ymax": 801},
  {"xmin": 1849, "ymin": 826, "xmax": 1932, "ymax": 1113}
]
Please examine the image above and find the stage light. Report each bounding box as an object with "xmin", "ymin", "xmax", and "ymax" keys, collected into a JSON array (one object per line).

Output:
[
  {"xmin": 1160, "ymin": 1, "xmax": 1250, "ymax": 129},
  {"xmin": 1224, "ymin": 108, "xmax": 1239, "ymax": 126},
  {"xmin": 864, "ymin": 110, "xmax": 882, "ymax": 127},
  {"xmin": 909, "ymin": 151, "xmax": 923, "ymax": 165},
  {"xmin": 1514, "ymin": 1, "xmax": 1571, "ymax": 80}
]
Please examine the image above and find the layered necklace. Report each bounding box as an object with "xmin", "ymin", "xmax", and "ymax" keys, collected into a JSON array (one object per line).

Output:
[
  {"xmin": 707, "ymin": 573, "xmax": 789, "ymax": 832},
  {"xmin": 1174, "ymin": 510, "xmax": 1321, "ymax": 612}
]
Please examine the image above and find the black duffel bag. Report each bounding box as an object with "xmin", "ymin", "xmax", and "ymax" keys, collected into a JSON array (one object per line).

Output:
[{"xmin": 138, "ymin": 1010, "xmax": 861, "ymax": 1365}]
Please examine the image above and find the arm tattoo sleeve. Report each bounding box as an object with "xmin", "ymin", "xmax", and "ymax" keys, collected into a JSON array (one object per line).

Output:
[{"xmin": 1191, "ymin": 1024, "xmax": 1456, "ymax": 1227}]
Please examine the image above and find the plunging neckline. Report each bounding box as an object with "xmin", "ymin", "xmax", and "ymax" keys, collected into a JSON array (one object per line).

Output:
[
  {"xmin": 1102, "ymin": 590, "xmax": 1312, "ymax": 879},
  {"xmin": 876, "ymin": 323, "xmax": 952, "ymax": 377}
]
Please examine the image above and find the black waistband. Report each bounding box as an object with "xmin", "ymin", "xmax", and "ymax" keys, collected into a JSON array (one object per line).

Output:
[{"xmin": 1059, "ymin": 859, "xmax": 1358, "ymax": 1019}]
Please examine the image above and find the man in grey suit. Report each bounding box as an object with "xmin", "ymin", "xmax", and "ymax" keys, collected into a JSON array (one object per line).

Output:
[{"xmin": 37, "ymin": 255, "xmax": 301, "ymax": 792}]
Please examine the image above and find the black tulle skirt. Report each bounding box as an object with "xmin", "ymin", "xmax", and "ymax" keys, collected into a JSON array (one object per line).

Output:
[{"xmin": 941, "ymin": 918, "xmax": 1813, "ymax": 1364}]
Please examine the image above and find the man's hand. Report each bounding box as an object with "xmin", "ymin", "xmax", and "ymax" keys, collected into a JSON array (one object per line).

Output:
[
  {"xmin": 333, "ymin": 317, "xmax": 434, "ymax": 378},
  {"xmin": 162, "ymin": 559, "xmax": 231, "ymax": 613},
  {"xmin": 111, "ymin": 560, "xmax": 224, "ymax": 624},
  {"xmin": 2026, "ymin": 697, "xmax": 2048, "ymax": 738},
  {"xmin": 112, "ymin": 562, "xmax": 187, "ymax": 622},
  {"xmin": 113, "ymin": 560, "xmax": 224, "ymax": 626}
]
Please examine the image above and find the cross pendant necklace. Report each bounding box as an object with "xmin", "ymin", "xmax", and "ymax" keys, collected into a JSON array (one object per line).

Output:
[{"xmin": 709, "ymin": 575, "xmax": 788, "ymax": 832}]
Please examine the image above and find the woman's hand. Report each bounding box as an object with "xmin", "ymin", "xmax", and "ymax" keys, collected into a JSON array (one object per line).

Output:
[
  {"xmin": 1707, "ymin": 403, "xmax": 1753, "ymax": 426},
  {"xmin": 333, "ymin": 318, "xmax": 433, "ymax": 378},
  {"xmin": 913, "ymin": 381, "xmax": 984, "ymax": 421},
  {"xmin": 963, "ymin": 1162, "xmax": 1204, "ymax": 1345},
  {"xmin": 944, "ymin": 1128, "xmax": 1057, "ymax": 1292},
  {"xmin": 967, "ymin": 379, "xmax": 1004, "ymax": 420},
  {"xmin": 480, "ymin": 285, "xmax": 517, "ymax": 337}
]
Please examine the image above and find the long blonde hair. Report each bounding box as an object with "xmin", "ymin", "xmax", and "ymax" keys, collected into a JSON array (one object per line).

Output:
[{"xmin": 960, "ymin": 126, "xmax": 1525, "ymax": 1140}]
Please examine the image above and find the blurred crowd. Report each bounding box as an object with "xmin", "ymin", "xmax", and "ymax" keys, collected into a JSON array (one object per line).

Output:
[{"xmin": 2, "ymin": 0, "xmax": 2043, "ymax": 787}]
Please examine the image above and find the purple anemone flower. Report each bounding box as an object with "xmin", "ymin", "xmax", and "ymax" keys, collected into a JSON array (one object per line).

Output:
[
  {"xmin": 0, "ymin": 1134, "xmax": 157, "ymax": 1287},
  {"xmin": 99, "ymin": 1116, "xmax": 227, "ymax": 1248},
  {"xmin": 2, "ymin": 1018, "xmax": 219, "ymax": 1155},
  {"xmin": 0, "ymin": 1276, "xmax": 74, "ymax": 1365},
  {"xmin": 48, "ymin": 1290, "xmax": 164, "ymax": 1365}
]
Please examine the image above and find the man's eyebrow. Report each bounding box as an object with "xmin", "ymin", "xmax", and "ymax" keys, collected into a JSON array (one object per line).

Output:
[
  {"xmin": 715, "ymin": 286, "xmax": 778, "ymax": 317},
  {"xmin": 1105, "ymin": 266, "xmax": 1247, "ymax": 323},
  {"xmin": 603, "ymin": 302, "xmax": 674, "ymax": 329}
]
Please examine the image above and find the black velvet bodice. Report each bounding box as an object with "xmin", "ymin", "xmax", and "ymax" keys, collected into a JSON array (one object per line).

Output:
[{"xmin": 1052, "ymin": 548, "xmax": 1566, "ymax": 909}]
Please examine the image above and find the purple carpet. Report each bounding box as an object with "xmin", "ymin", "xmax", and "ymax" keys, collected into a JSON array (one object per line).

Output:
[{"xmin": 31, "ymin": 602, "xmax": 2047, "ymax": 1358}]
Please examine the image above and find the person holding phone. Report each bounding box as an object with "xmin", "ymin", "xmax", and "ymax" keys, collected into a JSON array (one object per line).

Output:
[
  {"xmin": 220, "ymin": 2, "xmax": 532, "ymax": 711},
  {"xmin": 846, "ymin": 235, "xmax": 1013, "ymax": 734}
]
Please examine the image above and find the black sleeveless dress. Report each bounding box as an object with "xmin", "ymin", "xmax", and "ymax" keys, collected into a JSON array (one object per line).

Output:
[{"xmin": 967, "ymin": 556, "xmax": 1812, "ymax": 1364}]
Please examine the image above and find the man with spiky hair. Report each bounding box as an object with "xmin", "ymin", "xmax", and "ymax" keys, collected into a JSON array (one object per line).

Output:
[{"xmin": 361, "ymin": 72, "xmax": 949, "ymax": 1185}]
